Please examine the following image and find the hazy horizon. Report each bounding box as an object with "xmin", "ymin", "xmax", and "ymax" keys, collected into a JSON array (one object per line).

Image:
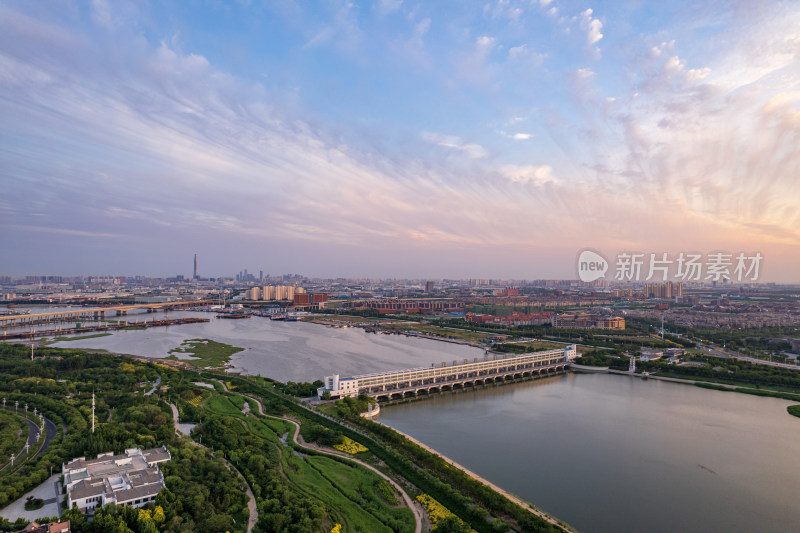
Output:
[{"xmin": 2, "ymin": 1, "xmax": 798, "ymax": 282}]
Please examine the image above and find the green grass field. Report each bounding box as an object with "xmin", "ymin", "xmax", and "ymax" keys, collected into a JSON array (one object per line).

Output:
[
  {"xmin": 382, "ymin": 323, "xmax": 493, "ymax": 343},
  {"xmin": 282, "ymin": 452, "xmax": 407, "ymax": 533},
  {"xmin": 167, "ymin": 338, "xmax": 244, "ymax": 367},
  {"xmin": 205, "ymin": 395, "xmax": 244, "ymax": 416},
  {"xmin": 788, "ymin": 405, "xmax": 800, "ymax": 418},
  {"xmin": 306, "ymin": 455, "xmax": 414, "ymax": 531},
  {"xmin": 52, "ymin": 332, "xmax": 113, "ymax": 342},
  {"xmin": 258, "ymin": 416, "xmax": 292, "ymax": 437}
]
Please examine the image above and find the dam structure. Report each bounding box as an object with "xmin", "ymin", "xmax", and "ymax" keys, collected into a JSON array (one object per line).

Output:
[{"xmin": 319, "ymin": 344, "xmax": 577, "ymax": 401}]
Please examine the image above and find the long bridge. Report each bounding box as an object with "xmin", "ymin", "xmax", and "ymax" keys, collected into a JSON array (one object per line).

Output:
[
  {"xmin": 319, "ymin": 345, "xmax": 577, "ymax": 401},
  {"xmin": 0, "ymin": 300, "xmax": 213, "ymax": 328}
]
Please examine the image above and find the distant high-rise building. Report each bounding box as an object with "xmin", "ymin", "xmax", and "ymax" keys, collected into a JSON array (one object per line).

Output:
[
  {"xmin": 644, "ymin": 282, "xmax": 676, "ymax": 299},
  {"xmin": 193, "ymin": 254, "xmax": 198, "ymax": 279},
  {"xmin": 426, "ymin": 281, "xmax": 435, "ymax": 292},
  {"xmin": 260, "ymin": 285, "xmax": 303, "ymax": 301}
]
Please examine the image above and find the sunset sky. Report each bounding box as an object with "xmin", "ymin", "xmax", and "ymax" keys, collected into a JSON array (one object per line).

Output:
[{"xmin": 1, "ymin": 1, "xmax": 798, "ymax": 281}]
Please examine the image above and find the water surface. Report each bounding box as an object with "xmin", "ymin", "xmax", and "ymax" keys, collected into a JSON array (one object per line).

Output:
[
  {"xmin": 378, "ymin": 373, "xmax": 800, "ymax": 533},
  {"xmin": 50, "ymin": 313, "xmax": 486, "ymax": 382}
]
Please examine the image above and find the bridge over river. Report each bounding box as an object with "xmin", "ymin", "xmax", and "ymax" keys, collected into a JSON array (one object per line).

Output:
[
  {"xmin": 319, "ymin": 345, "xmax": 577, "ymax": 401},
  {"xmin": 0, "ymin": 300, "xmax": 213, "ymax": 328}
]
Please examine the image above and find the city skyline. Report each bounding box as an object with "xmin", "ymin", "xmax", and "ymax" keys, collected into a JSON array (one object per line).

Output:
[{"xmin": 1, "ymin": 1, "xmax": 798, "ymax": 281}]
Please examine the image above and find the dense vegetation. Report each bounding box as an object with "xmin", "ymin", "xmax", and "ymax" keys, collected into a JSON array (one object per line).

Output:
[
  {"xmin": 636, "ymin": 356, "xmax": 800, "ymax": 390},
  {"xmin": 572, "ymin": 349, "xmax": 619, "ymax": 367},
  {"xmin": 0, "ymin": 341, "xmax": 572, "ymax": 533},
  {"xmin": 0, "ymin": 344, "xmax": 249, "ymax": 533},
  {"xmin": 217, "ymin": 375, "xmax": 564, "ymax": 533}
]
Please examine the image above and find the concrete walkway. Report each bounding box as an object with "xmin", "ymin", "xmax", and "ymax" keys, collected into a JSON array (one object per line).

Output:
[
  {"xmin": 168, "ymin": 403, "xmax": 196, "ymax": 436},
  {"xmin": 0, "ymin": 474, "xmax": 61, "ymax": 522},
  {"xmin": 145, "ymin": 373, "xmax": 162, "ymax": 396}
]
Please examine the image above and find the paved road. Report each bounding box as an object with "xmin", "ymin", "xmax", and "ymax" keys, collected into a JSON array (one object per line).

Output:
[
  {"xmin": 0, "ymin": 408, "xmax": 58, "ymax": 475},
  {"xmin": 169, "ymin": 403, "xmax": 196, "ymax": 437},
  {"xmin": 689, "ymin": 340, "xmax": 800, "ymax": 369},
  {"xmin": 0, "ymin": 474, "xmax": 61, "ymax": 522}
]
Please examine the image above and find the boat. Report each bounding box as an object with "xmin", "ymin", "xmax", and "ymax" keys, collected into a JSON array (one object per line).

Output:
[{"xmin": 216, "ymin": 313, "xmax": 250, "ymax": 319}]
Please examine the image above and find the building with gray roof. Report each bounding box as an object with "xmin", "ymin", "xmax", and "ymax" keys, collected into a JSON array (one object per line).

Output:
[{"xmin": 62, "ymin": 446, "xmax": 170, "ymax": 514}]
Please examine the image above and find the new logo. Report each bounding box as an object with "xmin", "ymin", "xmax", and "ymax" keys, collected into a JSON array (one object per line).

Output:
[{"xmin": 577, "ymin": 249, "xmax": 608, "ymax": 282}]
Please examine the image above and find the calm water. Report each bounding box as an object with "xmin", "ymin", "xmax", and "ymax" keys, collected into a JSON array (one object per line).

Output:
[
  {"xmin": 378, "ymin": 373, "xmax": 800, "ymax": 533},
  {"xmin": 31, "ymin": 311, "xmax": 800, "ymax": 531},
  {"xmin": 48, "ymin": 312, "xmax": 486, "ymax": 382}
]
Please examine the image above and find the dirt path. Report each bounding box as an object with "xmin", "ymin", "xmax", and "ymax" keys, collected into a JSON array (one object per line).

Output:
[{"xmin": 243, "ymin": 393, "xmax": 424, "ymax": 533}]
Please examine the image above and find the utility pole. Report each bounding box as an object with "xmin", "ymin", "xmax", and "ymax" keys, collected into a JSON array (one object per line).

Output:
[{"xmin": 92, "ymin": 391, "xmax": 96, "ymax": 434}]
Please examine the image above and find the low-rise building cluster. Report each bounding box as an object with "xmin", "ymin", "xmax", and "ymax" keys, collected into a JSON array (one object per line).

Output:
[{"xmin": 62, "ymin": 447, "xmax": 171, "ymax": 514}]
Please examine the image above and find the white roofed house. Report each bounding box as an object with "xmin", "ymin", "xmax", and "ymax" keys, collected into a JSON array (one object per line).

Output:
[{"xmin": 62, "ymin": 446, "xmax": 171, "ymax": 514}]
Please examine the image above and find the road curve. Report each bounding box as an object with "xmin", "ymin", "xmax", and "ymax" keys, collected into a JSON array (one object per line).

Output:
[{"xmin": 0, "ymin": 407, "xmax": 58, "ymax": 475}]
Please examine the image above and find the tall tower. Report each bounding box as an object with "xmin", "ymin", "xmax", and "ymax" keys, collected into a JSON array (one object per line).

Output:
[
  {"xmin": 91, "ymin": 391, "xmax": 96, "ymax": 434},
  {"xmin": 193, "ymin": 254, "xmax": 198, "ymax": 279}
]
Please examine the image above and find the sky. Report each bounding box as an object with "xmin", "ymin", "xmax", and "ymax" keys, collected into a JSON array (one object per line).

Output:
[{"xmin": 1, "ymin": 0, "xmax": 798, "ymax": 281}]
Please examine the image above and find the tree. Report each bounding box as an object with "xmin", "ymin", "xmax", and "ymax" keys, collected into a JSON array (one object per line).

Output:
[
  {"xmin": 435, "ymin": 515, "xmax": 471, "ymax": 533},
  {"xmin": 64, "ymin": 504, "xmax": 86, "ymax": 528},
  {"xmin": 153, "ymin": 505, "xmax": 166, "ymax": 524}
]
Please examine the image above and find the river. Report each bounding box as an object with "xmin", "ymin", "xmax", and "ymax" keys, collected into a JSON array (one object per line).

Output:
[
  {"xmin": 45, "ymin": 312, "xmax": 486, "ymax": 382},
  {"xmin": 377, "ymin": 372, "xmax": 800, "ymax": 533},
  {"xmin": 21, "ymin": 311, "xmax": 800, "ymax": 531}
]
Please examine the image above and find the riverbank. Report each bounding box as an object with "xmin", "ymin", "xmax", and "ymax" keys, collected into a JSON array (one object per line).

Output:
[
  {"xmin": 601, "ymin": 368, "xmax": 800, "ymax": 402},
  {"xmin": 376, "ymin": 370, "xmax": 800, "ymax": 533},
  {"xmin": 371, "ymin": 419, "xmax": 574, "ymax": 532}
]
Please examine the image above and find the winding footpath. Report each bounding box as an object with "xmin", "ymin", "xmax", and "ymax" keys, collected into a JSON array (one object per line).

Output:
[
  {"xmin": 244, "ymin": 389, "xmax": 424, "ymax": 533},
  {"xmin": 229, "ymin": 385, "xmax": 423, "ymax": 533},
  {"xmin": 168, "ymin": 402, "xmax": 258, "ymax": 533}
]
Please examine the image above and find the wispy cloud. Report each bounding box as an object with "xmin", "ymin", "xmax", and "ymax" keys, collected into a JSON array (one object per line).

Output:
[
  {"xmin": 421, "ymin": 132, "xmax": 488, "ymax": 158},
  {"xmin": 0, "ymin": 1, "xmax": 797, "ymax": 279}
]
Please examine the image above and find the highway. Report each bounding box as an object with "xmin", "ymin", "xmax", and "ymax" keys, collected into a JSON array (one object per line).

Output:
[
  {"xmin": 696, "ymin": 340, "xmax": 800, "ymax": 369},
  {"xmin": 0, "ymin": 300, "xmax": 213, "ymax": 327}
]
